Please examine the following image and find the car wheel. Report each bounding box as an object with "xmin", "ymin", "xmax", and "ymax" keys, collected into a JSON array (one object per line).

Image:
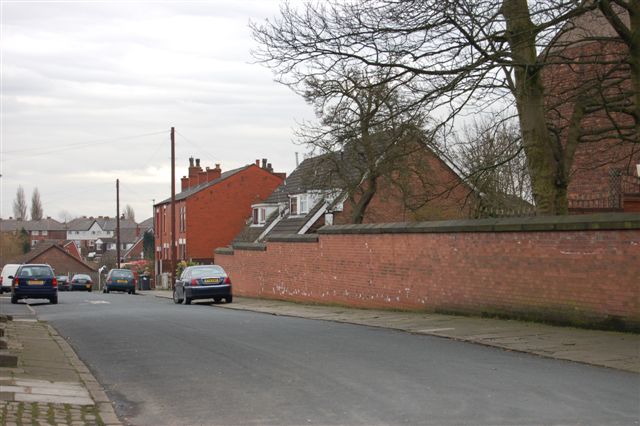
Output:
[
  {"xmin": 173, "ymin": 289, "xmax": 183, "ymax": 304},
  {"xmin": 184, "ymin": 293, "xmax": 192, "ymax": 305},
  {"xmin": 11, "ymin": 294, "xmax": 18, "ymax": 304},
  {"xmin": 88, "ymin": 288, "xmax": 92, "ymax": 292},
  {"xmin": 50, "ymin": 295, "xmax": 58, "ymax": 304},
  {"xmin": 213, "ymin": 297, "xmax": 222, "ymax": 303},
  {"xmin": 131, "ymin": 289, "xmax": 136, "ymax": 295},
  {"xmin": 225, "ymin": 295, "xmax": 233, "ymax": 303}
]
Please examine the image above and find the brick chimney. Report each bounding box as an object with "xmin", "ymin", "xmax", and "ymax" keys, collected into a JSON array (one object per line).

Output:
[
  {"xmin": 188, "ymin": 157, "xmax": 203, "ymax": 188},
  {"xmin": 206, "ymin": 164, "xmax": 222, "ymax": 182},
  {"xmin": 181, "ymin": 176, "xmax": 189, "ymax": 192}
]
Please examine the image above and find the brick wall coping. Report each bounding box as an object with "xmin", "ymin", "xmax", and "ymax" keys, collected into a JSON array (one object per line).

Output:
[
  {"xmin": 214, "ymin": 246, "xmax": 234, "ymax": 255},
  {"xmin": 231, "ymin": 242, "xmax": 267, "ymax": 251},
  {"xmin": 319, "ymin": 213, "xmax": 640, "ymax": 235},
  {"xmin": 267, "ymin": 234, "xmax": 319, "ymax": 243}
]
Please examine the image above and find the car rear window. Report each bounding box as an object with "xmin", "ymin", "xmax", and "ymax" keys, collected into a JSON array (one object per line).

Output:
[
  {"xmin": 111, "ymin": 270, "xmax": 134, "ymax": 278},
  {"xmin": 18, "ymin": 266, "xmax": 54, "ymax": 278},
  {"xmin": 74, "ymin": 274, "xmax": 91, "ymax": 280},
  {"xmin": 191, "ymin": 266, "xmax": 225, "ymax": 278}
]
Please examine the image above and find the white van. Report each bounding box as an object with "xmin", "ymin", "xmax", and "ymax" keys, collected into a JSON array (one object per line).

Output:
[{"xmin": 0, "ymin": 264, "xmax": 21, "ymax": 294}]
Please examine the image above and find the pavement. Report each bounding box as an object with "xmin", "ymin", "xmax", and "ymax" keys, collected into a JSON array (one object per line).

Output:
[
  {"xmin": 0, "ymin": 312, "xmax": 121, "ymax": 426},
  {"xmin": 1, "ymin": 290, "xmax": 638, "ymax": 426}
]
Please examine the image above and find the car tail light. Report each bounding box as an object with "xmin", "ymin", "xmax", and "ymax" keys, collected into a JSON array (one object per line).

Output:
[
  {"xmin": 191, "ymin": 279, "xmax": 199, "ymax": 286},
  {"xmin": 0, "ymin": 277, "xmax": 2, "ymax": 285},
  {"xmin": 52, "ymin": 277, "xmax": 58, "ymax": 288},
  {"xmin": 223, "ymin": 276, "xmax": 231, "ymax": 285},
  {"xmin": 12, "ymin": 278, "xmax": 18, "ymax": 288}
]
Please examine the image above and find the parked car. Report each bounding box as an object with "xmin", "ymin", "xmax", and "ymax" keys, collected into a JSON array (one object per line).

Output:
[
  {"xmin": 70, "ymin": 274, "xmax": 93, "ymax": 291},
  {"xmin": 1, "ymin": 264, "xmax": 20, "ymax": 294},
  {"xmin": 104, "ymin": 269, "xmax": 136, "ymax": 294},
  {"xmin": 57, "ymin": 275, "xmax": 71, "ymax": 291},
  {"xmin": 10, "ymin": 264, "xmax": 58, "ymax": 304},
  {"xmin": 173, "ymin": 265, "xmax": 232, "ymax": 305}
]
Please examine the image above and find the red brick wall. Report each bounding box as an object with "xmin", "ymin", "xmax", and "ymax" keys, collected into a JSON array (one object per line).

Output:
[
  {"xmin": 218, "ymin": 216, "xmax": 640, "ymax": 329},
  {"xmin": 335, "ymin": 148, "xmax": 473, "ymax": 224},
  {"xmin": 186, "ymin": 165, "xmax": 284, "ymax": 261}
]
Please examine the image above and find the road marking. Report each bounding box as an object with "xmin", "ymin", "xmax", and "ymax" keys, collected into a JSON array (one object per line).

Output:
[{"xmin": 87, "ymin": 300, "xmax": 110, "ymax": 304}]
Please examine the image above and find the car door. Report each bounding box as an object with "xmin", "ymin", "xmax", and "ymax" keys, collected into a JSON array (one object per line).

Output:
[{"xmin": 178, "ymin": 269, "xmax": 190, "ymax": 299}]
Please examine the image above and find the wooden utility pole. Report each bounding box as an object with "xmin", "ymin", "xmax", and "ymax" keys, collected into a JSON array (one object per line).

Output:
[
  {"xmin": 116, "ymin": 178, "xmax": 121, "ymax": 268},
  {"xmin": 170, "ymin": 127, "xmax": 177, "ymax": 289}
]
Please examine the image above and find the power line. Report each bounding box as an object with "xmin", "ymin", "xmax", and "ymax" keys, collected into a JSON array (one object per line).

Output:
[{"xmin": 0, "ymin": 130, "xmax": 168, "ymax": 157}]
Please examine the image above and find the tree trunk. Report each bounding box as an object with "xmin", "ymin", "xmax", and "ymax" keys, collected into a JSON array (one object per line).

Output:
[
  {"xmin": 350, "ymin": 175, "xmax": 378, "ymax": 224},
  {"xmin": 502, "ymin": 0, "xmax": 563, "ymax": 215}
]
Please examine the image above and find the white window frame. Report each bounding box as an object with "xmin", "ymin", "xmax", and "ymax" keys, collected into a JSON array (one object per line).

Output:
[{"xmin": 290, "ymin": 194, "xmax": 309, "ymax": 216}]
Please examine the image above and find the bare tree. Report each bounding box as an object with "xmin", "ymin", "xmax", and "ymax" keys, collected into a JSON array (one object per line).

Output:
[
  {"xmin": 30, "ymin": 188, "xmax": 43, "ymax": 220},
  {"xmin": 58, "ymin": 210, "xmax": 74, "ymax": 223},
  {"xmin": 252, "ymin": 0, "xmax": 638, "ymax": 215},
  {"xmin": 296, "ymin": 67, "xmax": 430, "ymax": 223},
  {"xmin": 13, "ymin": 186, "xmax": 27, "ymax": 220},
  {"xmin": 124, "ymin": 204, "xmax": 135, "ymax": 221},
  {"xmin": 449, "ymin": 118, "xmax": 533, "ymax": 216}
]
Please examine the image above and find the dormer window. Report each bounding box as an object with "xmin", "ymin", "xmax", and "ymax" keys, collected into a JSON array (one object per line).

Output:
[
  {"xmin": 290, "ymin": 194, "xmax": 309, "ymax": 216},
  {"xmin": 252, "ymin": 207, "xmax": 267, "ymax": 225}
]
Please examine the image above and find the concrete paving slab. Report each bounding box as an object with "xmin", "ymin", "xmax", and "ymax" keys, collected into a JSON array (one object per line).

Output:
[{"xmin": 15, "ymin": 392, "xmax": 94, "ymax": 406}]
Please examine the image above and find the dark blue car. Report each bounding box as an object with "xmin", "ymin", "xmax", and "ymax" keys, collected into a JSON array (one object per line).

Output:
[
  {"xmin": 104, "ymin": 269, "xmax": 136, "ymax": 294},
  {"xmin": 10, "ymin": 264, "xmax": 58, "ymax": 304},
  {"xmin": 173, "ymin": 265, "xmax": 232, "ymax": 305}
]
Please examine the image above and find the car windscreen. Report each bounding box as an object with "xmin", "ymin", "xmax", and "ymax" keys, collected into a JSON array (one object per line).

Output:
[
  {"xmin": 190, "ymin": 266, "xmax": 225, "ymax": 279},
  {"xmin": 111, "ymin": 270, "xmax": 134, "ymax": 278},
  {"xmin": 18, "ymin": 266, "xmax": 54, "ymax": 278},
  {"xmin": 74, "ymin": 275, "xmax": 91, "ymax": 280}
]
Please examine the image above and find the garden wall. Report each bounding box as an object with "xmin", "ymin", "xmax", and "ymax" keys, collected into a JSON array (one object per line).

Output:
[{"xmin": 215, "ymin": 213, "xmax": 640, "ymax": 330}]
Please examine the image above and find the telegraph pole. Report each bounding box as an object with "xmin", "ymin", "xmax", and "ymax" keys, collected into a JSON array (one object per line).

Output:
[
  {"xmin": 116, "ymin": 179, "xmax": 121, "ymax": 268},
  {"xmin": 170, "ymin": 127, "xmax": 177, "ymax": 290}
]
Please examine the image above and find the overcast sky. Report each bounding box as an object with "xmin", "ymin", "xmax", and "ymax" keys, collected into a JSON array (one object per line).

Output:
[{"xmin": 0, "ymin": 0, "xmax": 315, "ymax": 222}]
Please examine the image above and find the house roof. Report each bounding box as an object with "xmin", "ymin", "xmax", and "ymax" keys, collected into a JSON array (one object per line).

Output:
[
  {"xmin": 0, "ymin": 218, "xmax": 66, "ymax": 232},
  {"xmin": 157, "ymin": 165, "xmax": 251, "ymax": 205},
  {"xmin": 7, "ymin": 241, "xmax": 98, "ymax": 272},
  {"xmin": 138, "ymin": 217, "xmax": 153, "ymax": 231},
  {"xmin": 97, "ymin": 217, "xmax": 138, "ymax": 231},
  {"xmin": 66, "ymin": 217, "xmax": 97, "ymax": 231}
]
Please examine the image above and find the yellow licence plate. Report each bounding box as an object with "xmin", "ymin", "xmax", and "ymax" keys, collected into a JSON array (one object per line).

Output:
[
  {"xmin": 117, "ymin": 280, "xmax": 127, "ymax": 283},
  {"xmin": 28, "ymin": 280, "xmax": 44, "ymax": 285},
  {"xmin": 204, "ymin": 278, "xmax": 220, "ymax": 284}
]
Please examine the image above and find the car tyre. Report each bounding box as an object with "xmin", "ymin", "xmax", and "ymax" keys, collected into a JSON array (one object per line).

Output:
[
  {"xmin": 225, "ymin": 295, "xmax": 233, "ymax": 303},
  {"xmin": 131, "ymin": 289, "xmax": 136, "ymax": 295},
  {"xmin": 50, "ymin": 295, "xmax": 58, "ymax": 304},
  {"xmin": 213, "ymin": 297, "xmax": 222, "ymax": 303},
  {"xmin": 173, "ymin": 289, "xmax": 183, "ymax": 304},
  {"xmin": 11, "ymin": 294, "xmax": 18, "ymax": 304},
  {"xmin": 184, "ymin": 294, "xmax": 192, "ymax": 305}
]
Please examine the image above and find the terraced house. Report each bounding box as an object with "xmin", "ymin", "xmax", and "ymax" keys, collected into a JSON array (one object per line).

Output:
[{"xmin": 153, "ymin": 157, "xmax": 284, "ymax": 274}]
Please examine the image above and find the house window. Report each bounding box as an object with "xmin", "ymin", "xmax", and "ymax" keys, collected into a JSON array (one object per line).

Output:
[
  {"xmin": 32, "ymin": 230, "xmax": 39, "ymax": 236},
  {"xmin": 42, "ymin": 230, "xmax": 48, "ymax": 236},
  {"xmin": 290, "ymin": 194, "xmax": 309, "ymax": 215},
  {"xmin": 252, "ymin": 207, "xmax": 266, "ymax": 225}
]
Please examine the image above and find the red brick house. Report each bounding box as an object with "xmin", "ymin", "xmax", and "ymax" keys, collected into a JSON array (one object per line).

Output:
[
  {"xmin": 543, "ymin": 7, "xmax": 639, "ymax": 213},
  {"xmin": 154, "ymin": 157, "xmax": 285, "ymax": 273},
  {"xmin": 8, "ymin": 241, "xmax": 98, "ymax": 285},
  {"xmin": 234, "ymin": 146, "xmax": 473, "ymax": 243}
]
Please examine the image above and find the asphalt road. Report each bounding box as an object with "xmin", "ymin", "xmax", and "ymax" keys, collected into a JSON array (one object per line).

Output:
[{"xmin": 8, "ymin": 291, "xmax": 640, "ymax": 426}]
